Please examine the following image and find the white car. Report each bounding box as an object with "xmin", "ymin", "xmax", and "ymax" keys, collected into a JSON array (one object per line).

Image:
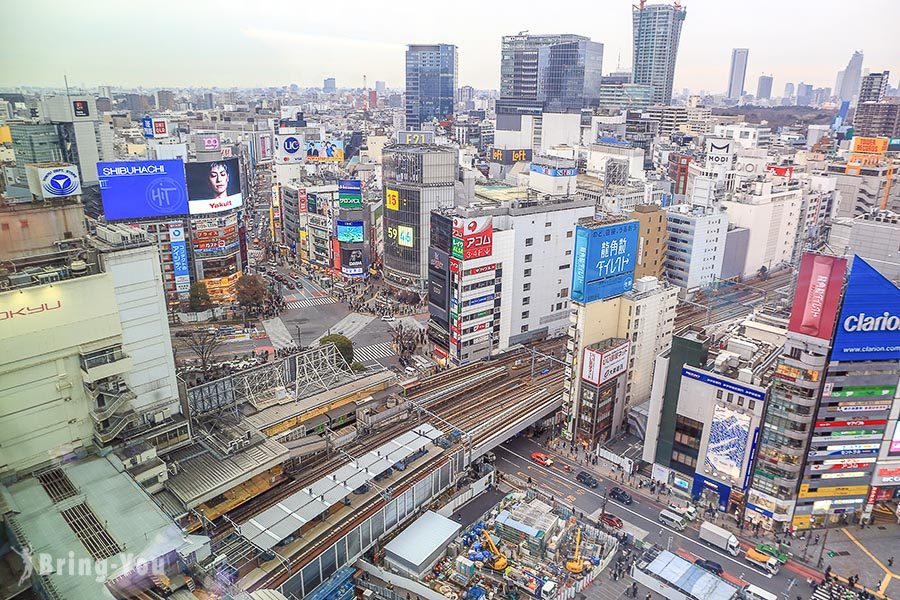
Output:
[{"xmin": 380, "ymin": 315, "xmax": 395, "ymax": 322}]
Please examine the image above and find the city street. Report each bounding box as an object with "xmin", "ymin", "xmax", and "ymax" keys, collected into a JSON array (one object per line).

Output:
[{"xmin": 496, "ymin": 436, "xmax": 816, "ymax": 596}]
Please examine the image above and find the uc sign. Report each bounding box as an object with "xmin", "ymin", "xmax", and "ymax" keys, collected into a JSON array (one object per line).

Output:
[{"xmin": 283, "ymin": 137, "xmax": 300, "ymax": 154}]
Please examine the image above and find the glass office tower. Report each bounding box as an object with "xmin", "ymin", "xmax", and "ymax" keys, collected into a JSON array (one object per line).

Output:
[{"xmin": 405, "ymin": 44, "xmax": 457, "ymax": 130}]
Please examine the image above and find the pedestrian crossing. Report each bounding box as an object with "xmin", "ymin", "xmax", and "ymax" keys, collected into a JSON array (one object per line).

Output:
[
  {"xmin": 286, "ymin": 297, "xmax": 337, "ymax": 310},
  {"xmin": 353, "ymin": 342, "xmax": 395, "ymax": 363}
]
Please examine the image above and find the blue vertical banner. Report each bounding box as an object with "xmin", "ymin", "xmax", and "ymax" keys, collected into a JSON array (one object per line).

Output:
[
  {"xmin": 570, "ymin": 220, "xmax": 639, "ymax": 303},
  {"xmin": 169, "ymin": 226, "xmax": 191, "ymax": 293}
]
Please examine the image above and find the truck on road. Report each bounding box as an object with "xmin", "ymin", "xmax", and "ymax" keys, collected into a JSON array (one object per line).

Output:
[
  {"xmin": 698, "ymin": 521, "xmax": 741, "ymax": 556},
  {"xmin": 744, "ymin": 548, "xmax": 780, "ymax": 575}
]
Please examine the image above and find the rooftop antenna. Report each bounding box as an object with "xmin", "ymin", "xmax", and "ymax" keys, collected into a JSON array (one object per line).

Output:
[{"xmin": 64, "ymin": 74, "xmax": 73, "ymax": 119}]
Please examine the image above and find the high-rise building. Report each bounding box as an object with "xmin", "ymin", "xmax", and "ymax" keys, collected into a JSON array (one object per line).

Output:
[
  {"xmin": 838, "ymin": 50, "xmax": 864, "ymax": 103},
  {"xmin": 38, "ymin": 96, "xmax": 115, "ymax": 186},
  {"xmin": 628, "ymin": 204, "xmax": 668, "ymax": 280},
  {"xmin": 155, "ymin": 89, "xmax": 175, "ymax": 111},
  {"xmin": 497, "ymin": 33, "xmax": 603, "ymax": 115},
  {"xmin": 404, "ymin": 44, "xmax": 457, "ymax": 130},
  {"xmin": 783, "ymin": 82, "xmax": 795, "ymax": 99},
  {"xmin": 323, "ymin": 77, "xmax": 337, "ymax": 93},
  {"xmin": 726, "ymin": 48, "xmax": 749, "ymax": 100},
  {"xmin": 664, "ymin": 201, "xmax": 728, "ymax": 289},
  {"xmin": 756, "ymin": 75, "xmax": 773, "ymax": 100},
  {"xmin": 852, "ymin": 99, "xmax": 900, "ymax": 139},
  {"xmin": 796, "ymin": 82, "xmax": 814, "ymax": 106},
  {"xmin": 859, "ymin": 70, "xmax": 890, "ymax": 103},
  {"xmin": 632, "ymin": 2, "xmax": 687, "ymax": 105},
  {"xmin": 834, "ymin": 70, "xmax": 845, "ymax": 100},
  {"xmin": 382, "ymin": 144, "xmax": 457, "ymax": 290},
  {"xmin": 375, "ymin": 80, "xmax": 386, "ymax": 96},
  {"xmin": 6, "ymin": 122, "xmax": 63, "ymax": 188}
]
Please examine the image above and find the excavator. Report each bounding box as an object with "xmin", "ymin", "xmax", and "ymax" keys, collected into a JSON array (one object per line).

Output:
[
  {"xmin": 565, "ymin": 528, "xmax": 584, "ymax": 574},
  {"xmin": 481, "ymin": 529, "xmax": 508, "ymax": 571}
]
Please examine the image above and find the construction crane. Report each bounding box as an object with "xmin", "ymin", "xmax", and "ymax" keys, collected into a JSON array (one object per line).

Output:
[
  {"xmin": 565, "ymin": 528, "xmax": 584, "ymax": 574},
  {"xmin": 481, "ymin": 530, "xmax": 508, "ymax": 571}
]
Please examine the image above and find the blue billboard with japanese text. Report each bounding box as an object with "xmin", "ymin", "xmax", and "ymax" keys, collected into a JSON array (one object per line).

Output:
[
  {"xmin": 571, "ymin": 220, "xmax": 639, "ymax": 303},
  {"xmin": 831, "ymin": 256, "xmax": 900, "ymax": 362},
  {"xmin": 169, "ymin": 226, "xmax": 191, "ymax": 293}
]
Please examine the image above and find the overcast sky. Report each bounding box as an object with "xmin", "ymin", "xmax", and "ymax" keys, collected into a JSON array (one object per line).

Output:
[{"xmin": 2, "ymin": 0, "xmax": 897, "ymax": 95}]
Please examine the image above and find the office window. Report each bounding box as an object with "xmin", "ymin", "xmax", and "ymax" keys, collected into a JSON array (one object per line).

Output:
[
  {"xmin": 544, "ymin": 234, "xmax": 551, "ymax": 242},
  {"xmin": 523, "ymin": 282, "xmax": 531, "ymax": 291},
  {"xmin": 716, "ymin": 390, "xmax": 723, "ymax": 399},
  {"xmin": 545, "ymin": 222, "xmax": 552, "ymax": 227},
  {"xmin": 521, "ymin": 311, "xmax": 529, "ymax": 319},
  {"xmin": 560, "ymin": 287, "xmax": 568, "ymax": 297},
  {"xmin": 525, "ymin": 254, "xmax": 533, "ymax": 263},
  {"xmin": 524, "ymin": 268, "xmax": 532, "ymax": 277},
  {"xmin": 525, "ymin": 237, "xmax": 533, "ymax": 246},
  {"xmin": 566, "ymin": 230, "xmax": 573, "ymax": 238},
  {"xmin": 521, "ymin": 324, "xmax": 529, "ymax": 333},
  {"xmin": 559, "ymin": 264, "xmax": 569, "ymax": 270},
  {"xmin": 522, "ymin": 297, "xmax": 530, "ymax": 305}
]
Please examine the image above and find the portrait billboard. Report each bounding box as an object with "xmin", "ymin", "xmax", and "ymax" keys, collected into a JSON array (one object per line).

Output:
[
  {"xmin": 832, "ymin": 256, "xmax": 900, "ymax": 362},
  {"xmin": 571, "ymin": 220, "xmax": 639, "ymax": 304},
  {"xmin": 304, "ymin": 139, "xmax": 344, "ymax": 162},
  {"xmin": 340, "ymin": 247, "xmax": 365, "ymax": 276},
  {"xmin": 169, "ymin": 226, "xmax": 191, "ymax": 292},
  {"xmin": 706, "ymin": 404, "xmax": 752, "ymax": 482},
  {"xmin": 336, "ymin": 221, "xmax": 364, "ymax": 243},
  {"xmin": 338, "ymin": 179, "xmax": 363, "ymax": 209},
  {"xmin": 787, "ymin": 253, "xmax": 847, "ymax": 341},
  {"xmin": 98, "ymin": 160, "xmax": 188, "ymax": 220},
  {"xmin": 185, "ymin": 158, "xmax": 243, "ymax": 215},
  {"xmin": 274, "ymin": 134, "xmax": 304, "ymax": 163}
]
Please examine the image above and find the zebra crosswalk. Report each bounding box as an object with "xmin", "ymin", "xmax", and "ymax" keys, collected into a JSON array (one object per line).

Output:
[
  {"xmin": 353, "ymin": 342, "xmax": 395, "ymax": 363},
  {"xmin": 286, "ymin": 297, "xmax": 337, "ymax": 310}
]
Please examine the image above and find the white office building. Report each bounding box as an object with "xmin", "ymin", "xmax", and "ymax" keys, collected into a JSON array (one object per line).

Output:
[{"xmin": 664, "ymin": 203, "xmax": 728, "ymax": 289}]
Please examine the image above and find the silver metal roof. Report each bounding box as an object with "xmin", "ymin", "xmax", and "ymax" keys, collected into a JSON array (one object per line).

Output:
[{"xmin": 240, "ymin": 423, "xmax": 440, "ymax": 551}]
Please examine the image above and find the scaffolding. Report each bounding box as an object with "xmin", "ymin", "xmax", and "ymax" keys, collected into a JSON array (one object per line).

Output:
[{"xmin": 294, "ymin": 343, "xmax": 353, "ymax": 400}]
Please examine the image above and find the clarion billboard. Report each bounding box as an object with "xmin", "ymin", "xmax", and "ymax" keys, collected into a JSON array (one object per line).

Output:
[
  {"xmin": 787, "ymin": 253, "xmax": 847, "ymax": 342},
  {"xmin": 831, "ymin": 256, "xmax": 900, "ymax": 362}
]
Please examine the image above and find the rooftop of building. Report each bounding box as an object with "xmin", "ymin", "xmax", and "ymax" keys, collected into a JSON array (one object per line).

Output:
[
  {"xmin": 1, "ymin": 456, "xmax": 194, "ymax": 600},
  {"xmin": 384, "ymin": 510, "xmax": 460, "ymax": 572},
  {"xmin": 383, "ymin": 143, "xmax": 456, "ymax": 155},
  {"xmin": 575, "ymin": 213, "xmax": 637, "ymax": 229}
]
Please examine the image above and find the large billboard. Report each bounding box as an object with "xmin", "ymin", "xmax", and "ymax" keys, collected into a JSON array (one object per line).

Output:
[
  {"xmin": 452, "ymin": 216, "xmax": 493, "ymax": 260},
  {"xmin": 98, "ymin": 160, "xmax": 188, "ymax": 220},
  {"xmin": 706, "ymin": 404, "xmax": 752, "ymax": 482},
  {"xmin": 490, "ymin": 148, "xmax": 532, "ymax": 165},
  {"xmin": 305, "ymin": 139, "xmax": 344, "ymax": 162},
  {"xmin": 787, "ymin": 253, "xmax": 847, "ymax": 341},
  {"xmin": 336, "ymin": 221, "xmax": 364, "ymax": 243},
  {"xmin": 571, "ymin": 221, "xmax": 639, "ymax": 304},
  {"xmin": 26, "ymin": 163, "xmax": 82, "ymax": 200},
  {"xmin": 338, "ymin": 179, "xmax": 363, "ymax": 209},
  {"xmin": 274, "ymin": 134, "xmax": 304, "ymax": 163},
  {"xmin": 195, "ymin": 132, "xmax": 221, "ymax": 153},
  {"xmin": 340, "ymin": 247, "xmax": 365, "ymax": 276},
  {"xmin": 832, "ymin": 256, "xmax": 900, "ymax": 362},
  {"xmin": 185, "ymin": 158, "xmax": 243, "ymax": 215},
  {"xmin": 530, "ymin": 164, "xmax": 577, "ymax": 177},
  {"xmin": 581, "ymin": 341, "xmax": 630, "ymax": 386},
  {"xmin": 428, "ymin": 248, "xmax": 451, "ymax": 326},
  {"xmin": 169, "ymin": 226, "xmax": 191, "ymax": 292}
]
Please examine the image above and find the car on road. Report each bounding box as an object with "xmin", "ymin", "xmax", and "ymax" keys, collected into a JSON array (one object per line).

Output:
[
  {"xmin": 380, "ymin": 315, "xmax": 396, "ymax": 322},
  {"xmin": 576, "ymin": 471, "xmax": 599, "ymax": 488},
  {"xmin": 609, "ymin": 487, "xmax": 633, "ymax": 504},
  {"xmin": 599, "ymin": 513, "xmax": 623, "ymax": 529},
  {"xmin": 694, "ymin": 558, "xmax": 724, "ymax": 575},
  {"xmin": 285, "ymin": 282, "xmax": 296, "ymax": 290},
  {"xmin": 754, "ymin": 544, "xmax": 789, "ymax": 564},
  {"xmin": 530, "ymin": 452, "xmax": 553, "ymax": 466}
]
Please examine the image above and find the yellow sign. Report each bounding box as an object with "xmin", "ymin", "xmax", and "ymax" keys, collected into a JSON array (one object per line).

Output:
[
  {"xmin": 798, "ymin": 484, "xmax": 869, "ymax": 499},
  {"xmin": 791, "ymin": 515, "xmax": 812, "ymax": 530},
  {"xmin": 852, "ymin": 136, "xmax": 888, "ymax": 154},
  {"xmin": 0, "ymin": 125, "xmax": 10, "ymax": 144},
  {"xmin": 386, "ymin": 189, "xmax": 399, "ymax": 211}
]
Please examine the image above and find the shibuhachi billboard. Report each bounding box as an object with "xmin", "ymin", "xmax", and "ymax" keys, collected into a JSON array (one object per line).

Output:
[
  {"xmin": 787, "ymin": 253, "xmax": 847, "ymax": 341},
  {"xmin": 831, "ymin": 256, "xmax": 900, "ymax": 362}
]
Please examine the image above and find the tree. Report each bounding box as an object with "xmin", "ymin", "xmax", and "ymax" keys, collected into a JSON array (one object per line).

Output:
[
  {"xmin": 235, "ymin": 274, "xmax": 269, "ymax": 310},
  {"xmin": 188, "ymin": 282, "xmax": 212, "ymax": 312},
  {"xmin": 182, "ymin": 329, "xmax": 224, "ymax": 371},
  {"xmin": 320, "ymin": 334, "xmax": 354, "ymax": 366}
]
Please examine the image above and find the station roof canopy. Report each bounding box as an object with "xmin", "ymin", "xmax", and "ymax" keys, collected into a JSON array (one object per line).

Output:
[{"xmin": 239, "ymin": 423, "xmax": 441, "ymax": 551}]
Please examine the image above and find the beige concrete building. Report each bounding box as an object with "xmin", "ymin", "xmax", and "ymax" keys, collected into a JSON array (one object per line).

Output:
[{"xmin": 629, "ymin": 204, "xmax": 668, "ymax": 280}]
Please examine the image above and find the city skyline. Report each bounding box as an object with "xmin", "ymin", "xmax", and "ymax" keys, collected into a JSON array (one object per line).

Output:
[{"xmin": 2, "ymin": 0, "xmax": 898, "ymax": 95}]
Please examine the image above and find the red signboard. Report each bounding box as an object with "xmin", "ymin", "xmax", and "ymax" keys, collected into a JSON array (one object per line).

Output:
[
  {"xmin": 766, "ymin": 164, "xmax": 793, "ymax": 180},
  {"xmin": 467, "ymin": 264, "xmax": 496, "ymax": 276},
  {"xmin": 461, "ymin": 216, "xmax": 493, "ymax": 260},
  {"xmin": 449, "ymin": 258, "xmax": 460, "ymax": 273},
  {"xmin": 815, "ymin": 419, "xmax": 888, "ymax": 429},
  {"xmin": 787, "ymin": 253, "xmax": 847, "ymax": 341}
]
